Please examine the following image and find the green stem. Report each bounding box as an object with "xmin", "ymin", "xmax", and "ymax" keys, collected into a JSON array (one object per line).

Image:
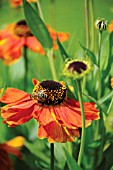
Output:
[
  {"xmin": 84, "ymin": 0, "xmax": 89, "ymax": 49},
  {"xmin": 51, "ymin": 143, "xmax": 54, "ymax": 170},
  {"xmin": 98, "ymin": 31, "xmax": 102, "ymax": 67},
  {"xmin": 107, "ymin": 97, "xmax": 113, "ymax": 115},
  {"xmin": 23, "ymin": 45, "xmax": 28, "ymax": 90},
  {"xmin": 46, "ymin": 49, "xmax": 58, "ymax": 81},
  {"xmin": 97, "ymin": 31, "xmax": 102, "ymax": 99},
  {"xmin": 90, "ymin": 0, "xmax": 95, "ymax": 52},
  {"xmin": 77, "ymin": 79, "xmax": 85, "ymax": 166},
  {"xmin": 36, "ymin": 0, "xmax": 45, "ymax": 22},
  {"xmin": 47, "ymin": 49, "xmax": 57, "ymax": 170},
  {"xmin": 50, "ymin": 0, "xmax": 55, "ymax": 26}
]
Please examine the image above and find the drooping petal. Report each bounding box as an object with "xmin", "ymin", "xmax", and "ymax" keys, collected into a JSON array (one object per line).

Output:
[
  {"xmin": 53, "ymin": 104, "xmax": 91, "ymax": 128},
  {"xmin": 33, "ymin": 106, "xmax": 55, "ymax": 125},
  {"xmin": 65, "ymin": 98, "xmax": 99, "ymax": 120},
  {"xmin": 38, "ymin": 121, "xmax": 80, "ymax": 143},
  {"xmin": 0, "ymin": 88, "xmax": 30, "ymax": 104},
  {"xmin": 1, "ymin": 100, "xmax": 36, "ymax": 127},
  {"xmin": 26, "ymin": 37, "xmax": 45, "ymax": 54}
]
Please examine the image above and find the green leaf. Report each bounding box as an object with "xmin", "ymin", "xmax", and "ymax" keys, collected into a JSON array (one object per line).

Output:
[
  {"xmin": 57, "ymin": 36, "xmax": 70, "ymax": 61},
  {"xmin": 23, "ymin": 0, "xmax": 52, "ymax": 49},
  {"xmin": 0, "ymin": 83, "xmax": 7, "ymax": 98},
  {"xmin": 64, "ymin": 148, "xmax": 82, "ymax": 170},
  {"xmin": 83, "ymin": 93, "xmax": 107, "ymax": 116},
  {"xmin": 79, "ymin": 42, "xmax": 98, "ymax": 66},
  {"xmin": 97, "ymin": 143, "xmax": 113, "ymax": 170},
  {"xmin": 99, "ymin": 90, "xmax": 113, "ymax": 104},
  {"xmin": 88, "ymin": 139, "xmax": 101, "ymax": 149}
]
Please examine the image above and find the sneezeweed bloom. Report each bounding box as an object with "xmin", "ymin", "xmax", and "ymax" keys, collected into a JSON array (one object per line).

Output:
[
  {"xmin": 0, "ymin": 20, "xmax": 69, "ymax": 64},
  {"xmin": 108, "ymin": 21, "xmax": 113, "ymax": 32},
  {"xmin": 63, "ymin": 59, "xmax": 92, "ymax": 79},
  {"xmin": 9, "ymin": 0, "xmax": 37, "ymax": 8},
  {"xmin": 111, "ymin": 78, "xmax": 113, "ymax": 88},
  {"xmin": 0, "ymin": 136, "xmax": 25, "ymax": 170},
  {"xmin": 0, "ymin": 78, "xmax": 99, "ymax": 143},
  {"xmin": 95, "ymin": 17, "xmax": 107, "ymax": 31}
]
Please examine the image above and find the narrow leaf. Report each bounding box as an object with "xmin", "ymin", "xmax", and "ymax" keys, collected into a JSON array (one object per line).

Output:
[
  {"xmin": 83, "ymin": 93, "xmax": 107, "ymax": 116},
  {"xmin": 23, "ymin": 0, "xmax": 52, "ymax": 49},
  {"xmin": 57, "ymin": 36, "xmax": 70, "ymax": 61},
  {"xmin": 99, "ymin": 90, "xmax": 113, "ymax": 104},
  {"xmin": 64, "ymin": 148, "xmax": 82, "ymax": 170},
  {"xmin": 79, "ymin": 42, "xmax": 98, "ymax": 66}
]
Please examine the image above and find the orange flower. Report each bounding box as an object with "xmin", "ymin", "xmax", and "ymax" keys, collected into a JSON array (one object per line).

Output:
[
  {"xmin": 111, "ymin": 78, "xmax": 113, "ymax": 88},
  {"xmin": 0, "ymin": 79, "xmax": 99, "ymax": 143},
  {"xmin": 0, "ymin": 20, "xmax": 69, "ymax": 65},
  {"xmin": 0, "ymin": 136, "xmax": 25, "ymax": 170},
  {"xmin": 108, "ymin": 21, "xmax": 113, "ymax": 32},
  {"xmin": 9, "ymin": 0, "xmax": 37, "ymax": 7},
  {"xmin": 9, "ymin": 0, "xmax": 22, "ymax": 7}
]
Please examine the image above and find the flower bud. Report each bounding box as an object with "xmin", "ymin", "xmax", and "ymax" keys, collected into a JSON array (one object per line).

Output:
[
  {"xmin": 63, "ymin": 59, "xmax": 92, "ymax": 79},
  {"xmin": 95, "ymin": 18, "xmax": 107, "ymax": 31}
]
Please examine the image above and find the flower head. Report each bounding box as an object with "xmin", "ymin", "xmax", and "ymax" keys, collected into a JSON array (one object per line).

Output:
[
  {"xmin": 108, "ymin": 20, "xmax": 113, "ymax": 32},
  {"xmin": 63, "ymin": 59, "xmax": 92, "ymax": 79},
  {"xmin": 0, "ymin": 78, "xmax": 99, "ymax": 143},
  {"xmin": 9, "ymin": 0, "xmax": 37, "ymax": 8},
  {"xmin": 111, "ymin": 78, "xmax": 113, "ymax": 88},
  {"xmin": 95, "ymin": 17, "xmax": 107, "ymax": 31},
  {"xmin": 0, "ymin": 136, "xmax": 25, "ymax": 170},
  {"xmin": 0, "ymin": 20, "xmax": 69, "ymax": 65}
]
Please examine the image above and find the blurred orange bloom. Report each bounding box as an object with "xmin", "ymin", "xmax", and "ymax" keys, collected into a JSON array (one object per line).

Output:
[
  {"xmin": 111, "ymin": 78, "xmax": 113, "ymax": 88},
  {"xmin": 9, "ymin": 0, "xmax": 37, "ymax": 7},
  {"xmin": 0, "ymin": 78, "xmax": 99, "ymax": 143},
  {"xmin": 108, "ymin": 20, "xmax": 113, "ymax": 32},
  {"xmin": 0, "ymin": 20, "xmax": 69, "ymax": 64},
  {"xmin": 0, "ymin": 136, "xmax": 25, "ymax": 170}
]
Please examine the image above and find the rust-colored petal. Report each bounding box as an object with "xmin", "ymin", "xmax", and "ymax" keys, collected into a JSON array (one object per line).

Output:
[
  {"xmin": 1, "ymin": 100, "xmax": 36, "ymax": 127},
  {"xmin": 38, "ymin": 121, "xmax": 80, "ymax": 143},
  {"xmin": 0, "ymin": 144, "xmax": 22, "ymax": 158},
  {"xmin": 0, "ymin": 149, "xmax": 13, "ymax": 170},
  {"xmin": 33, "ymin": 106, "xmax": 55, "ymax": 125},
  {"xmin": 32, "ymin": 78, "xmax": 40, "ymax": 86},
  {"xmin": 53, "ymin": 104, "xmax": 91, "ymax": 128},
  {"xmin": 26, "ymin": 37, "xmax": 45, "ymax": 54},
  {"xmin": 0, "ymin": 88, "xmax": 30, "ymax": 104},
  {"xmin": 65, "ymin": 98, "xmax": 99, "ymax": 120},
  {"xmin": 9, "ymin": 0, "xmax": 22, "ymax": 8}
]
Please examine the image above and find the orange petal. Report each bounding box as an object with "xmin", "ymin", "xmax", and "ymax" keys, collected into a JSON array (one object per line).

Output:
[
  {"xmin": 0, "ymin": 88, "xmax": 30, "ymax": 104},
  {"xmin": 9, "ymin": 0, "xmax": 22, "ymax": 8},
  {"xmin": 26, "ymin": 37, "xmax": 45, "ymax": 54},
  {"xmin": 38, "ymin": 121, "xmax": 80, "ymax": 143},
  {"xmin": 1, "ymin": 101, "xmax": 35, "ymax": 127},
  {"xmin": 32, "ymin": 78, "xmax": 40, "ymax": 86},
  {"xmin": 6, "ymin": 136, "xmax": 25, "ymax": 148},
  {"xmin": 33, "ymin": 106, "xmax": 55, "ymax": 125},
  {"xmin": 66, "ymin": 99, "xmax": 100, "ymax": 120},
  {"xmin": 53, "ymin": 104, "xmax": 91, "ymax": 128}
]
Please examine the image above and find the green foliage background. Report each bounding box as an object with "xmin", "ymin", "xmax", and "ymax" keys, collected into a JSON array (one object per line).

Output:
[{"xmin": 1, "ymin": 0, "xmax": 113, "ymax": 170}]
